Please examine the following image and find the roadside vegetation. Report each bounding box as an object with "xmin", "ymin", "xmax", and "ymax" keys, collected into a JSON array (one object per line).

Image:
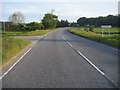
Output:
[
  {"xmin": 2, "ymin": 28, "xmax": 63, "ymax": 36},
  {"xmin": 2, "ymin": 36, "xmax": 31, "ymax": 63},
  {"xmin": 68, "ymin": 28, "xmax": 119, "ymax": 48}
]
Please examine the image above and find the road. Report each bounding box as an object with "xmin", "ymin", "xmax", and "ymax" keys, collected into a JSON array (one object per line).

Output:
[{"xmin": 2, "ymin": 29, "xmax": 119, "ymax": 88}]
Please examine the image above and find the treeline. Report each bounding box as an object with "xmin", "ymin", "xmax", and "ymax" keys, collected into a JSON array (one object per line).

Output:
[
  {"xmin": 2, "ymin": 12, "xmax": 59, "ymax": 31},
  {"xmin": 2, "ymin": 11, "xmax": 118, "ymax": 32},
  {"xmin": 57, "ymin": 20, "xmax": 69, "ymax": 27},
  {"xmin": 77, "ymin": 15, "xmax": 118, "ymax": 27}
]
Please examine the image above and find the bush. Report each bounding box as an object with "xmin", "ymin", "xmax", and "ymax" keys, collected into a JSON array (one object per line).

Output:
[
  {"xmin": 26, "ymin": 22, "xmax": 44, "ymax": 31},
  {"xmin": 89, "ymin": 26, "xmax": 94, "ymax": 32}
]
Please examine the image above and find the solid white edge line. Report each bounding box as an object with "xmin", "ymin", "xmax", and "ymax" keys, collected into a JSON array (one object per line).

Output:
[
  {"xmin": 0, "ymin": 34, "xmax": 47, "ymax": 80},
  {"xmin": 0, "ymin": 47, "xmax": 32, "ymax": 80}
]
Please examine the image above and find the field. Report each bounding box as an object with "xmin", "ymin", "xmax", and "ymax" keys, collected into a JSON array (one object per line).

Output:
[
  {"xmin": 2, "ymin": 28, "xmax": 63, "ymax": 36},
  {"xmin": 93, "ymin": 28, "xmax": 119, "ymax": 33},
  {"xmin": 68, "ymin": 28, "xmax": 120, "ymax": 48}
]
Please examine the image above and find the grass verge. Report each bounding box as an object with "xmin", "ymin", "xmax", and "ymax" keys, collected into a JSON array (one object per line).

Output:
[
  {"xmin": 2, "ymin": 36, "xmax": 31, "ymax": 63},
  {"xmin": 2, "ymin": 28, "xmax": 63, "ymax": 36},
  {"xmin": 68, "ymin": 28, "xmax": 120, "ymax": 48}
]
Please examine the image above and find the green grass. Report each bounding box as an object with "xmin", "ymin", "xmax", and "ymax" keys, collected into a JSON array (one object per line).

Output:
[
  {"xmin": 2, "ymin": 28, "xmax": 63, "ymax": 36},
  {"xmin": 68, "ymin": 28, "xmax": 119, "ymax": 48},
  {"xmin": 2, "ymin": 36, "xmax": 31, "ymax": 63},
  {"xmin": 93, "ymin": 28, "xmax": 119, "ymax": 33}
]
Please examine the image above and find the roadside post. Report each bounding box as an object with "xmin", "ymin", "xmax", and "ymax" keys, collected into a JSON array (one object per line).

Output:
[
  {"xmin": 109, "ymin": 28, "xmax": 110, "ymax": 36},
  {"xmin": 101, "ymin": 25, "xmax": 112, "ymax": 37}
]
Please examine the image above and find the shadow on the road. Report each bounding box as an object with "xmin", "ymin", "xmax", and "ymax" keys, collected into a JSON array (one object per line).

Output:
[{"xmin": 41, "ymin": 39, "xmax": 80, "ymax": 42}]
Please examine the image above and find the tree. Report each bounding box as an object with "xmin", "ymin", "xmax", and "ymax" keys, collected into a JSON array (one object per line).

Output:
[
  {"xmin": 77, "ymin": 15, "xmax": 118, "ymax": 27},
  {"xmin": 9, "ymin": 11, "xmax": 25, "ymax": 24},
  {"xmin": 42, "ymin": 13, "xmax": 58, "ymax": 29},
  {"xmin": 57, "ymin": 20, "xmax": 69, "ymax": 27},
  {"xmin": 26, "ymin": 22, "xmax": 44, "ymax": 31}
]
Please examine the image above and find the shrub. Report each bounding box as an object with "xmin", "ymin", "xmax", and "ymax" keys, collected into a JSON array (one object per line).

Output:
[
  {"xmin": 89, "ymin": 26, "xmax": 94, "ymax": 32},
  {"xmin": 26, "ymin": 22, "xmax": 44, "ymax": 31}
]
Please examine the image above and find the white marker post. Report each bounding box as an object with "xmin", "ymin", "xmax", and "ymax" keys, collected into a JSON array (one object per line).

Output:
[{"xmin": 101, "ymin": 25, "xmax": 112, "ymax": 37}]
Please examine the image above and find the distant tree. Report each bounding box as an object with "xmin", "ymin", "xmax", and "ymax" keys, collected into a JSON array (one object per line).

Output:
[
  {"xmin": 77, "ymin": 15, "xmax": 118, "ymax": 27},
  {"xmin": 57, "ymin": 20, "xmax": 69, "ymax": 27},
  {"xmin": 69, "ymin": 22, "xmax": 79, "ymax": 27},
  {"xmin": 42, "ymin": 13, "xmax": 58, "ymax": 29},
  {"xmin": 9, "ymin": 11, "xmax": 25, "ymax": 24},
  {"xmin": 89, "ymin": 25, "xmax": 94, "ymax": 32},
  {"xmin": 26, "ymin": 22, "xmax": 44, "ymax": 31},
  {"xmin": 77, "ymin": 17, "xmax": 88, "ymax": 26}
]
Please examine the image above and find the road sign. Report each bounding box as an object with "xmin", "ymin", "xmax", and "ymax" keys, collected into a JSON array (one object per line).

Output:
[
  {"xmin": 100, "ymin": 25, "xmax": 112, "ymax": 37},
  {"xmin": 101, "ymin": 25, "xmax": 112, "ymax": 28}
]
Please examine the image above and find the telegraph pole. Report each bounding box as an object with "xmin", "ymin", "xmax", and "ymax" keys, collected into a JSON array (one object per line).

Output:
[
  {"xmin": 51, "ymin": 9, "xmax": 55, "ymax": 29},
  {"xmin": 39, "ymin": 14, "xmax": 42, "ymax": 23},
  {"xmin": 3, "ymin": 22, "xmax": 5, "ymax": 33}
]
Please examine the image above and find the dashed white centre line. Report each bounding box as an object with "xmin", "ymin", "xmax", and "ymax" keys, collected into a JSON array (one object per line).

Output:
[
  {"xmin": 62, "ymin": 36, "xmax": 118, "ymax": 88},
  {"xmin": 63, "ymin": 37, "xmax": 105, "ymax": 76},
  {"xmin": 67, "ymin": 42, "xmax": 73, "ymax": 47}
]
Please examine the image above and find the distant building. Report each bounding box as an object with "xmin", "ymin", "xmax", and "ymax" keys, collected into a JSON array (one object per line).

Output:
[
  {"xmin": 69, "ymin": 23, "xmax": 80, "ymax": 27},
  {"xmin": 0, "ymin": 21, "xmax": 11, "ymax": 31}
]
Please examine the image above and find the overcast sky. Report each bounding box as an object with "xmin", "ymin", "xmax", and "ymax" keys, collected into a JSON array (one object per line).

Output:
[{"xmin": 1, "ymin": 0, "xmax": 119, "ymax": 23}]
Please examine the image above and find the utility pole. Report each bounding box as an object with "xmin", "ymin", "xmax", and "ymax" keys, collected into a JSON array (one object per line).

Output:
[
  {"xmin": 51, "ymin": 9, "xmax": 55, "ymax": 15},
  {"xmin": 3, "ymin": 22, "xmax": 5, "ymax": 33},
  {"xmin": 39, "ymin": 14, "xmax": 41, "ymax": 23},
  {"xmin": 51, "ymin": 9, "xmax": 55, "ymax": 29}
]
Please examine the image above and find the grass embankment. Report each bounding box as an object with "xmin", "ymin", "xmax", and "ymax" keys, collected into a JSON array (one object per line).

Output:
[
  {"xmin": 68, "ymin": 28, "xmax": 120, "ymax": 48},
  {"xmin": 2, "ymin": 36, "xmax": 31, "ymax": 63},
  {"xmin": 2, "ymin": 28, "xmax": 62, "ymax": 36}
]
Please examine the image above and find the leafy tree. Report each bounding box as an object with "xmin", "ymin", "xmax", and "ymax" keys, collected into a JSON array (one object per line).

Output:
[
  {"xmin": 77, "ymin": 15, "xmax": 118, "ymax": 27},
  {"xmin": 57, "ymin": 20, "xmax": 69, "ymax": 27},
  {"xmin": 89, "ymin": 25, "xmax": 94, "ymax": 32},
  {"xmin": 9, "ymin": 11, "xmax": 25, "ymax": 24},
  {"xmin": 26, "ymin": 22, "xmax": 44, "ymax": 31},
  {"xmin": 77, "ymin": 17, "xmax": 88, "ymax": 26},
  {"xmin": 42, "ymin": 13, "xmax": 58, "ymax": 29}
]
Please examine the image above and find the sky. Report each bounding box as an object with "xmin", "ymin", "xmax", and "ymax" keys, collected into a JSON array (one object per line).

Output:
[{"xmin": 1, "ymin": 0, "xmax": 119, "ymax": 23}]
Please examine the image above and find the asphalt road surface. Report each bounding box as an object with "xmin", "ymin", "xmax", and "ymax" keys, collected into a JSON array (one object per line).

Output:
[{"xmin": 2, "ymin": 29, "xmax": 119, "ymax": 88}]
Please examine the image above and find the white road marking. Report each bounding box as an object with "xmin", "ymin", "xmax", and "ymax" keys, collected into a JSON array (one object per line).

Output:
[
  {"xmin": 111, "ymin": 48, "xmax": 118, "ymax": 51},
  {"xmin": 0, "ymin": 47, "xmax": 32, "ymax": 80},
  {"xmin": 62, "ymin": 37, "xmax": 65, "ymax": 40},
  {"xmin": 0, "ymin": 32, "xmax": 53, "ymax": 80},
  {"xmin": 67, "ymin": 42, "xmax": 73, "ymax": 47},
  {"xmin": 0, "ymin": 35, "xmax": 46, "ymax": 80},
  {"xmin": 62, "ymin": 36, "xmax": 118, "ymax": 88},
  {"xmin": 77, "ymin": 51, "xmax": 105, "ymax": 75},
  {"xmin": 63, "ymin": 37, "xmax": 105, "ymax": 75}
]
